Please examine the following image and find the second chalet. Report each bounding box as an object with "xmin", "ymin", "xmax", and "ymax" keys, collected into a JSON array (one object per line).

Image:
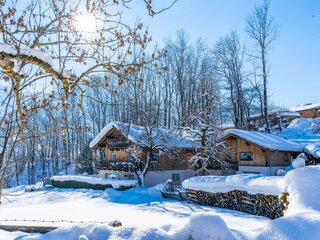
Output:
[{"xmin": 221, "ymin": 129, "xmax": 303, "ymax": 175}]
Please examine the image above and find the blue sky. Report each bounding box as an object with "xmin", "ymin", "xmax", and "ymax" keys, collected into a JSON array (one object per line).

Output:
[{"xmin": 127, "ymin": 0, "xmax": 320, "ymax": 108}]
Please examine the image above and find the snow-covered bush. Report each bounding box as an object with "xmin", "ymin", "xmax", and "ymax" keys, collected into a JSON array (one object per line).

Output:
[
  {"xmin": 276, "ymin": 169, "xmax": 287, "ymax": 176},
  {"xmin": 187, "ymin": 212, "xmax": 235, "ymax": 240},
  {"xmin": 292, "ymin": 157, "xmax": 305, "ymax": 169},
  {"xmin": 292, "ymin": 153, "xmax": 307, "ymax": 169}
]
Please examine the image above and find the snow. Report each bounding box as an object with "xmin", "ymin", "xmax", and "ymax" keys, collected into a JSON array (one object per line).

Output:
[
  {"xmin": 0, "ymin": 43, "xmax": 17, "ymax": 55},
  {"xmin": 305, "ymin": 142, "xmax": 320, "ymax": 159},
  {"xmin": 51, "ymin": 175, "xmax": 137, "ymax": 188},
  {"xmin": 291, "ymin": 103, "xmax": 320, "ymax": 112},
  {"xmin": 0, "ymin": 213, "xmax": 236, "ymax": 240},
  {"xmin": 256, "ymin": 165, "xmax": 320, "ymax": 239},
  {"xmin": 249, "ymin": 109, "xmax": 300, "ymax": 119},
  {"xmin": 277, "ymin": 118, "xmax": 320, "ymax": 159},
  {"xmin": 256, "ymin": 212, "xmax": 320, "ymax": 240},
  {"xmin": 291, "ymin": 157, "xmax": 305, "ymax": 168},
  {"xmin": 0, "ymin": 186, "xmax": 267, "ymax": 240},
  {"xmin": 278, "ymin": 111, "xmax": 300, "ymax": 117},
  {"xmin": 182, "ymin": 174, "xmax": 284, "ymax": 195},
  {"xmin": 89, "ymin": 121, "xmax": 199, "ymax": 150},
  {"xmin": 2, "ymin": 166, "xmax": 320, "ymax": 239},
  {"xmin": 284, "ymin": 165, "xmax": 320, "ymax": 214},
  {"xmin": 187, "ymin": 213, "xmax": 236, "ymax": 240},
  {"xmin": 222, "ymin": 129, "xmax": 303, "ymax": 152},
  {"xmin": 0, "ymin": 43, "xmax": 69, "ymax": 78}
]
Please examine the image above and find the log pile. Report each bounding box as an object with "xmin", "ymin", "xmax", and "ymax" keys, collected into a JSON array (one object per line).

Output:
[{"xmin": 185, "ymin": 189, "xmax": 287, "ymax": 219}]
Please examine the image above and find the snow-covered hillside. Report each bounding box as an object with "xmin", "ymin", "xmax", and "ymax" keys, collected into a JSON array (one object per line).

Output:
[{"xmin": 278, "ymin": 118, "xmax": 320, "ymax": 159}]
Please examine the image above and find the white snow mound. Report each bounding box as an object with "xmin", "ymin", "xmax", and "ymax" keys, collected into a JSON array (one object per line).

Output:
[
  {"xmin": 284, "ymin": 165, "xmax": 320, "ymax": 214},
  {"xmin": 292, "ymin": 157, "xmax": 305, "ymax": 169},
  {"xmin": 188, "ymin": 212, "xmax": 235, "ymax": 240},
  {"xmin": 182, "ymin": 174, "xmax": 284, "ymax": 195}
]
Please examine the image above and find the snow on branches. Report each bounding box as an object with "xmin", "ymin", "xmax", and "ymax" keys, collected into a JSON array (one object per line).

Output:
[
  {"xmin": 186, "ymin": 119, "xmax": 234, "ymax": 174},
  {"xmin": 0, "ymin": 0, "xmax": 170, "ymax": 123}
]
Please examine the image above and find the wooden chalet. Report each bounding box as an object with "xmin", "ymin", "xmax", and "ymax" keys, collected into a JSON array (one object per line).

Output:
[
  {"xmin": 247, "ymin": 110, "xmax": 300, "ymax": 131},
  {"xmin": 221, "ymin": 129, "xmax": 303, "ymax": 175},
  {"xmin": 89, "ymin": 122, "xmax": 198, "ymax": 186},
  {"xmin": 291, "ymin": 103, "xmax": 320, "ymax": 118}
]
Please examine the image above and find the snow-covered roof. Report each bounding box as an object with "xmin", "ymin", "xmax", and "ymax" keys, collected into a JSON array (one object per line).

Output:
[
  {"xmin": 248, "ymin": 109, "xmax": 300, "ymax": 120},
  {"xmin": 90, "ymin": 121, "xmax": 199, "ymax": 150},
  {"xmin": 291, "ymin": 103, "xmax": 320, "ymax": 112},
  {"xmin": 305, "ymin": 143, "xmax": 320, "ymax": 159},
  {"xmin": 222, "ymin": 129, "xmax": 303, "ymax": 152}
]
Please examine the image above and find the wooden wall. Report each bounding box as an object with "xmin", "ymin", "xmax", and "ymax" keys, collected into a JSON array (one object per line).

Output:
[
  {"xmin": 298, "ymin": 109, "xmax": 320, "ymax": 118},
  {"xmin": 225, "ymin": 136, "xmax": 294, "ymax": 167},
  {"xmin": 104, "ymin": 144, "xmax": 194, "ymax": 171}
]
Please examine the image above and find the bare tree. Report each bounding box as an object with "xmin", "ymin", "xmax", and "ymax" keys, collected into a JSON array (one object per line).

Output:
[
  {"xmin": 246, "ymin": 0, "xmax": 279, "ymax": 132},
  {"xmin": 0, "ymin": 0, "xmax": 176, "ymax": 199},
  {"xmin": 127, "ymin": 109, "xmax": 171, "ymax": 187},
  {"xmin": 186, "ymin": 117, "xmax": 233, "ymax": 175},
  {"xmin": 213, "ymin": 31, "xmax": 248, "ymax": 129}
]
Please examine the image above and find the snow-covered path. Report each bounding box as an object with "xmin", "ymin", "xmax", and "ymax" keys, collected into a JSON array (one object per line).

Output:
[{"xmin": 0, "ymin": 187, "xmax": 268, "ymax": 239}]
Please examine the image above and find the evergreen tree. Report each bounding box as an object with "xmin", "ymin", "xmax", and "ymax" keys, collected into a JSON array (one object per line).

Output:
[{"xmin": 76, "ymin": 145, "xmax": 95, "ymax": 175}]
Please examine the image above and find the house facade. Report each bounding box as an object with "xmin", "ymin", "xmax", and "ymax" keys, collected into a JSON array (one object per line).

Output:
[
  {"xmin": 89, "ymin": 122, "xmax": 198, "ymax": 186},
  {"xmin": 291, "ymin": 103, "xmax": 320, "ymax": 118},
  {"xmin": 221, "ymin": 129, "xmax": 303, "ymax": 175}
]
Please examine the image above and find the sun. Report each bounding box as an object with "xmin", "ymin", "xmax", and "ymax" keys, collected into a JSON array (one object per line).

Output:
[{"xmin": 75, "ymin": 13, "xmax": 97, "ymax": 33}]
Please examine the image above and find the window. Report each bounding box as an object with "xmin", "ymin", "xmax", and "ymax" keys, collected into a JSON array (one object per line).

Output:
[
  {"xmin": 285, "ymin": 154, "xmax": 289, "ymax": 162},
  {"xmin": 172, "ymin": 173, "xmax": 180, "ymax": 182},
  {"xmin": 173, "ymin": 155, "xmax": 180, "ymax": 163},
  {"xmin": 128, "ymin": 174, "xmax": 135, "ymax": 180},
  {"xmin": 111, "ymin": 152, "xmax": 116, "ymax": 161},
  {"xmin": 240, "ymin": 152, "xmax": 253, "ymax": 161},
  {"xmin": 151, "ymin": 152, "xmax": 159, "ymax": 163}
]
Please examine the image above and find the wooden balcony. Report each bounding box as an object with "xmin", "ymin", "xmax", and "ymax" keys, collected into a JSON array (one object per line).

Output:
[
  {"xmin": 106, "ymin": 140, "xmax": 130, "ymax": 149},
  {"xmin": 96, "ymin": 160, "xmax": 135, "ymax": 172}
]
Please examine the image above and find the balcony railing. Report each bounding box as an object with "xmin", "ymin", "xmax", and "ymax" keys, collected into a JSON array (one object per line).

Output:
[
  {"xmin": 96, "ymin": 160, "xmax": 135, "ymax": 172},
  {"xmin": 106, "ymin": 140, "xmax": 130, "ymax": 149}
]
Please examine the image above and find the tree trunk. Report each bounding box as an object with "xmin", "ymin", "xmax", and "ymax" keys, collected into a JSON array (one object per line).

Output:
[{"xmin": 262, "ymin": 50, "xmax": 270, "ymax": 133}]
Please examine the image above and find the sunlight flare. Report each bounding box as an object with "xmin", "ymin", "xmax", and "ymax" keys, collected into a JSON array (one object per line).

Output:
[{"xmin": 75, "ymin": 13, "xmax": 97, "ymax": 33}]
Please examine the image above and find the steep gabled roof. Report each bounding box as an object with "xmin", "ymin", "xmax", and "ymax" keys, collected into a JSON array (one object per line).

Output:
[
  {"xmin": 89, "ymin": 121, "xmax": 199, "ymax": 150},
  {"xmin": 291, "ymin": 103, "xmax": 320, "ymax": 112},
  {"xmin": 222, "ymin": 129, "xmax": 303, "ymax": 152}
]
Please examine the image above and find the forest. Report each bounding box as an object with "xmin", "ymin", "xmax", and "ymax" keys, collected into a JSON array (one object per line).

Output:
[{"xmin": 0, "ymin": 0, "xmax": 279, "ymax": 188}]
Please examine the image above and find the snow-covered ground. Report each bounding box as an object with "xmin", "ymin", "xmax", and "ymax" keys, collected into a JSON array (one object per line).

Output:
[
  {"xmin": 0, "ymin": 185, "xmax": 267, "ymax": 240},
  {"xmin": 1, "ymin": 166, "xmax": 320, "ymax": 239},
  {"xmin": 278, "ymin": 118, "xmax": 320, "ymax": 157}
]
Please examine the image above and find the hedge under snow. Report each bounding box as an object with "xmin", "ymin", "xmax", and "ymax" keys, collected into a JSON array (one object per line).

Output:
[{"xmin": 51, "ymin": 175, "xmax": 137, "ymax": 189}]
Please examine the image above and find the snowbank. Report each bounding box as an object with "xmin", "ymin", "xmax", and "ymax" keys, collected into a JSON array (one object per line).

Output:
[
  {"xmin": 278, "ymin": 118, "xmax": 320, "ymax": 144},
  {"xmin": 51, "ymin": 175, "xmax": 137, "ymax": 189},
  {"xmin": 284, "ymin": 165, "xmax": 320, "ymax": 214},
  {"xmin": 186, "ymin": 212, "xmax": 235, "ymax": 240},
  {"xmin": 291, "ymin": 157, "xmax": 305, "ymax": 169},
  {"xmin": 256, "ymin": 166, "xmax": 320, "ymax": 239},
  {"xmin": 257, "ymin": 212, "xmax": 320, "ymax": 240},
  {"xmin": 103, "ymin": 186, "xmax": 164, "ymax": 204},
  {"xmin": 182, "ymin": 174, "xmax": 284, "ymax": 196},
  {"xmin": 3, "ymin": 212, "xmax": 235, "ymax": 240}
]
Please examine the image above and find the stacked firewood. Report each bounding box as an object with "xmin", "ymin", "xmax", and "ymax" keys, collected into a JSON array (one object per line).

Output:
[{"xmin": 185, "ymin": 189, "xmax": 287, "ymax": 219}]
